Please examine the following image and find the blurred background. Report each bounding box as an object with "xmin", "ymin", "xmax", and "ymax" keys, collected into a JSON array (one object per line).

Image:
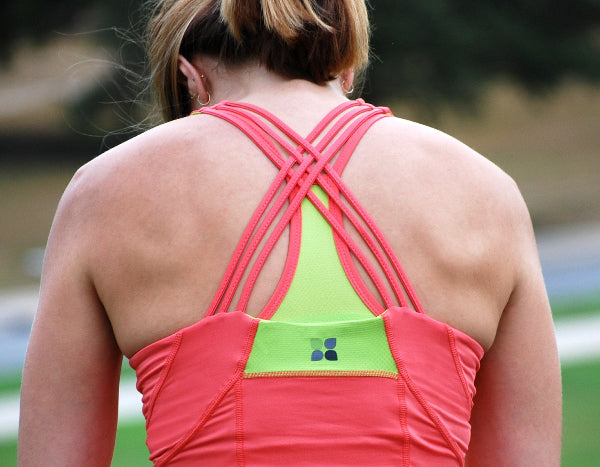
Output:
[{"xmin": 0, "ymin": 0, "xmax": 599, "ymax": 465}]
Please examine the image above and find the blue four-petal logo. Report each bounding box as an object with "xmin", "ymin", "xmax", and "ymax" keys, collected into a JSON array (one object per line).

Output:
[{"xmin": 311, "ymin": 337, "xmax": 338, "ymax": 361}]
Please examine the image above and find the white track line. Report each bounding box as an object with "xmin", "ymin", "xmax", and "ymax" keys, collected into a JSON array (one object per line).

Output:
[
  {"xmin": 554, "ymin": 312, "xmax": 600, "ymax": 365},
  {"xmin": 0, "ymin": 379, "xmax": 143, "ymax": 443}
]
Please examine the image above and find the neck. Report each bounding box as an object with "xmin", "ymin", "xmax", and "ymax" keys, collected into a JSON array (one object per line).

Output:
[{"xmin": 195, "ymin": 58, "xmax": 349, "ymax": 109}]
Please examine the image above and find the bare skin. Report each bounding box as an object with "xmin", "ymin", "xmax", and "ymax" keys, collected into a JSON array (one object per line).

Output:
[{"xmin": 18, "ymin": 58, "xmax": 561, "ymax": 466}]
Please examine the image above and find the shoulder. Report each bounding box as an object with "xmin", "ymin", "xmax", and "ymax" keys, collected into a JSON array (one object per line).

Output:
[
  {"xmin": 353, "ymin": 113, "xmax": 535, "ymax": 310},
  {"xmin": 62, "ymin": 115, "xmax": 221, "ymax": 210},
  {"xmin": 52, "ymin": 110, "xmax": 261, "ymax": 255},
  {"xmin": 359, "ymin": 114, "xmax": 528, "ymax": 230},
  {"xmin": 374, "ymin": 115, "xmax": 516, "ymax": 185},
  {"xmin": 51, "ymin": 116, "xmax": 215, "ymax": 252}
]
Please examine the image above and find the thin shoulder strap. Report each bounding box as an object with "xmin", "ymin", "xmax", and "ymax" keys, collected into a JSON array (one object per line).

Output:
[
  {"xmin": 221, "ymin": 101, "xmax": 425, "ymax": 315},
  {"xmin": 202, "ymin": 103, "xmax": 398, "ymax": 314},
  {"xmin": 196, "ymin": 100, "xmax": 424, "ymax": 317},
  {"xmin": 235, "ymin": 101, "xmax": 424, "ymax": 314}
]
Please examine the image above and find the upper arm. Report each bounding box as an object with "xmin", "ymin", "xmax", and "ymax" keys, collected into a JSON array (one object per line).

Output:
[
  {"xmin": 465, "ymin": 194, "xmax": 562, "ymax": 466},
  {"xmin": 18, "ymin": 168, "xmax": 123, "ymax": 467}
]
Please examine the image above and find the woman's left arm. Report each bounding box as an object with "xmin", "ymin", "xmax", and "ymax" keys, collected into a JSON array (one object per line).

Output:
[{"xmin": 465, "ymin": 187, "xmax": 562, "ymax": 466}]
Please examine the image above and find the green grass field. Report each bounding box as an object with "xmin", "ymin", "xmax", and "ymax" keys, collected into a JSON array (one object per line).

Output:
[{"xmin": 0, "ymin": 413, "xmax": 151, "ymax": 466}]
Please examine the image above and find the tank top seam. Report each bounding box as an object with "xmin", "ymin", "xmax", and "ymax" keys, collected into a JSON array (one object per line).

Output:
[
  {"xmin": 153, "ymin": 319, "xmax": 259, "ymax": 466},
  {"xmin": 383, "ymin": 313, "xmax": 464, "ymax": 464},
  {"xmin": 446, "ymin": 325, "xmax": 474, "ymax": 409},
  {"xmin": 144, "ymin": 332, "xmax": 183, "ymax": 426},
  {"xmin": 385, "ymin": 311, "xmax": 411, "ymax": 465},
  {"xmin": 152, "ymin": 374, "xmax": 241, "ymax": 466},
  {"xmin": 397, "ymin": 378, "xmax": 411, "ymax": 466},
  {"xmin": 243, "ymin": 369, "xmax": 398, "ymax": 379},
  {"xmin": 235, "ymin": 378, "xmax": 246, "ymax": 467}
]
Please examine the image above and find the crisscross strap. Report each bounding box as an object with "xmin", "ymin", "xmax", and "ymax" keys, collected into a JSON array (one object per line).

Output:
[
  {"xmin": 194, "ymin": 99, "xmax": 424, "ymax": 318},
  {"xmin": 215, "ymin": 104, "xmax": 398, "ymax": 314}
]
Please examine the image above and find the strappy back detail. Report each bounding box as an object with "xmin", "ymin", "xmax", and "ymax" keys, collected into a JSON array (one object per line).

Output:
[
  {"xmin": 130, "ymin": 99, "xmax": 484, "ymax": 467},
  {"xmin": 194, "ymin": 99, "xmax": 425, "ymax": 319}
]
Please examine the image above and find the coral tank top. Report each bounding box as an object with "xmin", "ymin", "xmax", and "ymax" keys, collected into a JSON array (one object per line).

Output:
[{"xmin": 129, "ymin": 100, "xmax": 484, "ymax": 466}]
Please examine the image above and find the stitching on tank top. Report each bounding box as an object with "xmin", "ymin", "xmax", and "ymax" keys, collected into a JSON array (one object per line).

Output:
[
  {"xmin": 243, "ymin": 370, "xmax": 398, "ymax": 379},
  {"xmin": 383, "ymin": 313, "xmax": 464, "ymax": 463},
  {"xmin": 384, "ymin": 313, "xmax": 411, "ymax": 466},
  {"xmin": 145, "ymin": 332, "xmax": 183, "ymax": 425},
  {"xmin": 446, "ymin": 326, "xmax": 473, "ymax": 409},
  {"xmin": 235, "ymin": 378, "xmax": 246, "ymax": 466},
  {"xmin": 154, "ymin": 319, "xmax": 260, "ymax": 466},
  {"xmin": 397, "ymin": 378, "xmax": 411, "ymax": 467}
]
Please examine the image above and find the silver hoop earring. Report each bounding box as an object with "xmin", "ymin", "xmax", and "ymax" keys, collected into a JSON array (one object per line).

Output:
[{"xmin": 343, "ymin": 82, "xmax": 354, "ymax": 95}]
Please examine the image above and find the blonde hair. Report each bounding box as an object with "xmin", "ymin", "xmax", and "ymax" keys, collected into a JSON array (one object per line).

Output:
[{"xmin": 147, "ymin": 0, "xmax": 370, "ymax": 121}]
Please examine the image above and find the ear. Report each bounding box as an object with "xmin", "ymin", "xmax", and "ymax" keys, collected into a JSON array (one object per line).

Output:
[
  {"xmin": 177, "ymin": 55, "xmax": 210, "ymax": 105},
  {"xmin": 339, "ymin": 69, "xmax": 355, "ymax": 94}
]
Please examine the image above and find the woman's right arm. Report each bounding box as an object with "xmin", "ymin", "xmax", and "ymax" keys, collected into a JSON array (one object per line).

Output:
[{"xmin": 18, "ymin": 168, "xmax": 123, "ymax": 466}]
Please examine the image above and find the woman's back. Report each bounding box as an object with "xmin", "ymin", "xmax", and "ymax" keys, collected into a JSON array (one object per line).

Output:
[
  {"xmin": 70, "ymin": 83, "xmax": 518, "ymax": 357},
  {"xmin": 112, "ymin": 93, "xmax": 490, "ymax": 465},
  {"xmin": 18, "ymin": 1, "xmax": 561, "ymax": 463}
]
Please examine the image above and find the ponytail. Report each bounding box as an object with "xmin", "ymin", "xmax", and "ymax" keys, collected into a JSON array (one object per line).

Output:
[
  {"xmin": 147, "ymin": 0, "xmax": 370, "ymax": 121},
  {"xmin": 222, "ymin": 0, "xmax": 333, "ymax": 41}
]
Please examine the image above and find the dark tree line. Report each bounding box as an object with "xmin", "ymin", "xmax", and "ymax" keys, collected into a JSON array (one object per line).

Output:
[
  {"xmin": 367, "ymin": 0, "xmax": 600, "ymax": 105},
  {"xmin": 1, "ymin": 0, "xmax": 599, "ymax": 130}
]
